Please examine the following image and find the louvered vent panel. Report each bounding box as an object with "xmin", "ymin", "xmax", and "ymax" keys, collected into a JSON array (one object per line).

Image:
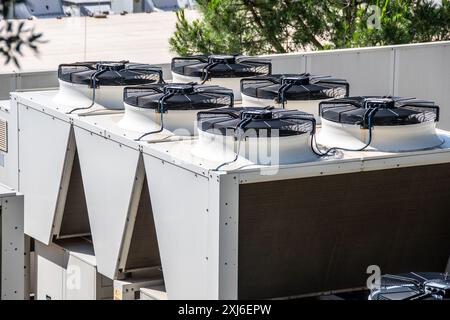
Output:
[{"xmin": 0, "ymin": 118, "xmax": 8, "ymax": 152}]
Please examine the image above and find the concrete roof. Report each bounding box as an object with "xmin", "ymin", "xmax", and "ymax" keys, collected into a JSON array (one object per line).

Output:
[{"xmin": 0, "ymin": 11, "xmax": 200, "ymax": 72}]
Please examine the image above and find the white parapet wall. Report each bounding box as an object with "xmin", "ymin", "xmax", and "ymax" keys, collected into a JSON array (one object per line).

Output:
[{"xmin": 0, "ymin": 41, "xmax": 449, "ymax": 127}]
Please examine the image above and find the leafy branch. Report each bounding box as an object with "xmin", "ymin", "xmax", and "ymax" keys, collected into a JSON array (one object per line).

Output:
[{"xmin": 1, "ymin": 0, "xmax": 45, "ymax": 68}]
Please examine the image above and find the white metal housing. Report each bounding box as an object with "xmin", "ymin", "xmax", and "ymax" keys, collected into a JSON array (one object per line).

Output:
[
  {"xmin": 0, "ymin": 184, "xmax": 29, "ymax": 300},
  {"xmin": 35, "ymin": 238, "xmax": 113, "ymax": 300}
]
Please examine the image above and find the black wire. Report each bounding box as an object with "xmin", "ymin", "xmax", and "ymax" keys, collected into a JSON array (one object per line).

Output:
[
  {"xmin": 214, "ymin": 117, "xmax": 252, "ymax": 171},
  {"xmin": 66, "ymin": 70, "xmax": 102, "ymax": 114},
  {"xmin": 312, "ymin": 107, "xmax": 378, "ymax": 156},
  {"xmin": 134, "ymin": 92, "xmax": 174, "ymax": 141},
  {"xmin": 201, "ymin": 62, "xmax": 219, "ymax": 84}
]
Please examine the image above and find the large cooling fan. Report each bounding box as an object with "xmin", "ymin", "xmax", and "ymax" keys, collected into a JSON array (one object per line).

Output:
[
  {"xmin": 171, "ymin": 54, "xmax": 272, "ymax": 100},
  {"xmin": 119, "ymin": 83, "xmax": 234, "ymax": 137},
  {"xmin": 370, "ymin": 273, "xmax": 450, "ymax": 300},
  {"xmin": 54, "ymin": 61, "xmax": 163, "ymax": 110},
  {"xmin": 192, "ymin": 107, "xmax": 317, "ymax": 166},
  {"xmin": 241, "ymin": 73, "xmax": 349, "ymax": 120},
  {"xmin": 316, "ymin": 96, "xmax": 442, "ymax": 152}
]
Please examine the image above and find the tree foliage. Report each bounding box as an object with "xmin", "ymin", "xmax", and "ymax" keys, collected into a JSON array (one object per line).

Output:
[
  {"xmin": 1, "ymin": 0, "xmax": 45, "ymax": 68},
  {"xmin": 170, "ymin": 0, "xmax": 450, "ymax": 55}
]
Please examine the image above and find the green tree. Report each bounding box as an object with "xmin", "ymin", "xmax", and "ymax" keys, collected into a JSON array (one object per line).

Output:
[
  {"xmin": 170, "ymin": 0, "xmax": 450, "ymax": 56},
  {"xmin": 1, "ymin": 0, "xmax": 44, "ymax": 68}
]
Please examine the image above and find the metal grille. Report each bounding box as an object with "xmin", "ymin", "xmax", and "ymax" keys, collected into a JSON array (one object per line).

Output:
[{"xmin": 0, "ymin": 118, "xmax": 7, "ymax": 152}]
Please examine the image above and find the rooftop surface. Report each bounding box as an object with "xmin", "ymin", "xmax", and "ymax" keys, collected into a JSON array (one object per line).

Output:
[{"xmin": 0, "ymin": 11, "xmax": 200, "ymax": 73}]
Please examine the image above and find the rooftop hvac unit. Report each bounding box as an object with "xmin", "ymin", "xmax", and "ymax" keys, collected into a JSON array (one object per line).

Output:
[
  {"xmin": 140, "ymin": 113, "xmax": 450, "ymax": 299},
  {"xmin": 54, "ymin": 61, "xmax": 163, "ymax": 111},
  {"xmin": 240, "ymin": 74, "xmax": 349, "ymax": 121},
  {"xmin": 171, "ymin": 54, "xmax": 272, "ymax": 100},
  {"xmin": 120, "ymin": 83, "xmax": 234, "ymax": 135},
  {"xmin": 9, "ymin": 82, "xmax": 450, "ymax": 299},
  {"xmin": 192, "ymin": 107, "xmax": 317, "ymax": 165},
  {"xmin": 369, "ymin": 273, "xmax": 450, "ymax": 300},
  {"xmin": 317, "ymin": 96, "xmax": 442, "ymax": 152}
]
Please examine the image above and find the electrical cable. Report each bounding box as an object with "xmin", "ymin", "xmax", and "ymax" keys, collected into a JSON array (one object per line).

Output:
[
  {"xmin": 311, "ymin": 106, "xmax": 379, "ymax": 156},
  {"xmin": 135, "ymin": 92, "xmax": 174, "ymax": 141}
]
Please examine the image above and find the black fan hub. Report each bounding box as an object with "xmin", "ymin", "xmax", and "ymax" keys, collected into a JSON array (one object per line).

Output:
[
  {"xmin": 208, "ymin": 55, "xmax": 236, "ymax": 64},
  {"xmin": 164, "ymin": 83, "xmax": 195, "ymax": 95},
  {"xmin": 281, "ymin": 75, "xmax": 310, "ymax": 86},
  {"xmin": 96, "ymin": 62, "xmax": 127, "ymax": 72},
  {"xmin": 364, "ymin": 97, "xmax": 396, "ymax": 109},
  {"xmin": 240, "ymin": 109, "xmax": 274, "ymax": 121}
]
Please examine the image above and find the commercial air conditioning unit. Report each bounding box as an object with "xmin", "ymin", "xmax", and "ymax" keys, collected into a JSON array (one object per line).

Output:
[
  {"xmin": 240, "ymin": 74, "xmax": 349, "ymax": 121},
  {"xmin": 171, "ymin": 54, "xmax": 272, "ymax": 100},
  {"xmin": 10, "ymin": 77, "xmax": 234, "ymax": 297},
  {"xmin": 139, "ymin": 99, "xmax": 450, "ymax": 299},
  {"xmin": 8, "ymin": 60, "xmax": 450, "ymax": 300}
]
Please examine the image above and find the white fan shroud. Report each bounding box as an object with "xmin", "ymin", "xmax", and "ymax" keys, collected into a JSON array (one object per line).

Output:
[
  {"xmin": 317, "ymin": 118, "xmax": 443, "ymax": 152},
  {"xmin": 191, "ymin": 129, "xmax": 317, "ymax": 165},
  {"xmin": 118, "ymin": 102, "xmax": 206, "ymax": 136},
  {"xmin": 241, "ymin": 93, "xmax": 328, "ymax": 123},
  {"xmin": 53, "ymin": 79, "xmax": 126, "ymax": 110},
  {"xmin": 171, "ymin": 72, "xmax": 244, "ymax": 100}
]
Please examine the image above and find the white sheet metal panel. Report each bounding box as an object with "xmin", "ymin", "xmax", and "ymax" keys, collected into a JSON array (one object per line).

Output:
[
  {"xmin": 36, "ymin": 241, "xmax": 65, "ymax": 300},
  {"xmin": 215, "ymin": 174, "xmax": 239, "ymax": 300},
  {"xmin": 143, "ymin": 154, "xmax": 210, "ymax": 299},
  {"xmin": 74, "ymin": 127, "xmax": 141, "ymax": 279},
  {"xmin": 305, "ymin": 48, "xmax": 395, "ymax": 96},
  {"xmin": 394, "ymin": 43, "xmax": 450, "ymax": 130},
  {"xmin": 19, "ymin": 105, "xmax": 72, "ymax": 244},
  {"xmin": 1, "ymin": 190, "xmax": 29, "ymax": 300},
  {"xmin": 65, "ymin": 253, "xmax": 97, "ymax": 300}
]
